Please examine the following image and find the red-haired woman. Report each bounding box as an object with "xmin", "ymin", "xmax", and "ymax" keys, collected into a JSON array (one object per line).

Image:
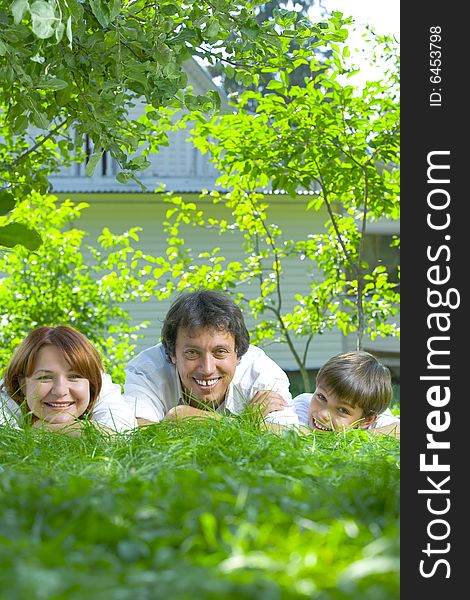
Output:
[{"xmin": 1, "ymin": 326, "xmax": 135, "ymax": 435}]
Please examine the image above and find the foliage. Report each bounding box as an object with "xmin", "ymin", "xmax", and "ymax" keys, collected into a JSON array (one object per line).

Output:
[
  {"xmin": 0, "ymin": 193, "xmax": 151, "ymax": 383},
  {"xmin": 136, "ymin": 29, "xmax": 400, "ymax": 388},
  {"xmin": 207, "ymin": 0, "xmax": 332, "ymax": 98},
  {"xmin": 0, "ymin": 0, "xmax": 349, "ymax": 249},
  {"xmin": 0, "ymin": 417, "xmax": 400, "ymax": 599}
]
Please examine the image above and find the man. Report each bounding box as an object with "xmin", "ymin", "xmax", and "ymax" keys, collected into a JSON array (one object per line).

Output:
[{"xmin": 123, "ymin": 289, "xmax": 299, "ymax": 426}]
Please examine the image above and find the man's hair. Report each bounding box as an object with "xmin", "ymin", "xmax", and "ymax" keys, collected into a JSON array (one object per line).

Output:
[
  {"xmin": 3, "ymin": 325, "xmax": 103, "ymax": 416},
  {"xmin": 161, "ymin": 289, "xmax": 250, "ymax": 361},
  {"xmin": 316, "ymin": 351, "xmax": 393, "ymax": 416}
]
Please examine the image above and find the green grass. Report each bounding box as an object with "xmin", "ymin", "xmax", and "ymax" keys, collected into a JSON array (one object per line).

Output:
[{"xmin": 0, "ymin": 419, "xmax": 399, "ymax": 599}]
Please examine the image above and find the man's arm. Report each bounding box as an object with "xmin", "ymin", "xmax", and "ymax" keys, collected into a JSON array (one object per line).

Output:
[
  {"xmin": 244, "ymin": 390, "xmax": 299, "ymax": 426},
  {"xmin": 261, "ymin": 400, "xmax": 299, "ymax": 426},
  {"xmin": 164, "ymin": 405, "xmax": 222, "ymax": 422},
  {"xmin": 136, "ymin": 417, "xmax": 159, "ymax": 426},
  {"xmin": 240, "ymin": 348, "xmax": 299, "ymax": 426},
  {"xmin": 249, "ymin": 390, "xmax": 289, "ymax": 415},
  {"xmin": 369, "ymin": 411, "xmax": 400, "ymax": 439},
  {"xmin": 123, "ymin": 363, "xmax": 168, "ymax": 425}
]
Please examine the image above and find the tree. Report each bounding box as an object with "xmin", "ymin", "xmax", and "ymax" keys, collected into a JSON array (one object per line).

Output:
[
  {"xmin": 0, "ymin": 5, "xmax": 398, "ymax": 389},
  {"xmin": 140, "ymin": 27, "xmax": 400, "ymax": 389},
  {"xmin": 206, "ymin": 0, "xmax": 331, "ymax": 97},
  {"xmin": 0, "ymin": 194, "xmax": 153, "ymax": 383},
  {"xmin": 0, "ymin": 0, "xmax": 348, "ymax": 249}
]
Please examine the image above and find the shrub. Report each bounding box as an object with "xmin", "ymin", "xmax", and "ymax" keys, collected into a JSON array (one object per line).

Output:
[{"xmin": 0, "ymin": 193, "xmax": 150, "ymax": 384}]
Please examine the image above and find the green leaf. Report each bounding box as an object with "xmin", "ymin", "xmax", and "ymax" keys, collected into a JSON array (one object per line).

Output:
[
  {"xmin": 207, "ymin": 90, "xmax": 220, "ymax": 109},
  {"xmin": 30, "ymin": 1, "xmax": 56, "ymax": 40},
  {"xmin": 11, "ymin": 0, "xmax": 29, "ymax": 24},
  {"xmin": 116, "ymin": 172, "xmax": 132, "ymax": 184},
  {"xmin": 161, "ymin": 2, "xmax": 179, "ymax": 15},
  {"xmin": 32, "ymin": 108, "xmax": 49, "ymax": 129},
  {"xmin": 65, "ymin": 15, "xmax": 73, "ymax": 47},
  {"xmin": 224, "ymin": 64, "xmax": 234, "ymax": 79},
  {"xmin": 0, "ymin": 223, "xmax": 42, "ymax": 250},
  {"xmin": 89, "ymin": 0, "xmax": 111, "ymax": 28},
  {"xmin": 36, "ymin": 77, "xmax": 69, "ymax": 90},
  {"xmin": 206, "ymin": 20, "xmax": 220, "ymax": 42},
  {"xmin": 55, "ymin": 20, "xmax": 65, "ymax": 43},
  {"xmin": 12, "ymin": 114, "xmax": 29, "ymax": 134},
  {"xmin": 129, "ymin": 155, "xmax": 151, "ymax": 171},
  {"xmin": 85, "ymin": 152, "xmax": 103, "ymax": 177},
  {"xmin": 266, "ymin": 79, "xmax": 283, "ymax": 90},
  {"xmin": 0, "ymin": 190, "xmax": 16, "ymax": 216}
]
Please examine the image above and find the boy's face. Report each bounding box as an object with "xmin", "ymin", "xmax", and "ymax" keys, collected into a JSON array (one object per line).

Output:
[{"xmin": 307, "ymin": 384, "xmax": 377, "ymax": 431}]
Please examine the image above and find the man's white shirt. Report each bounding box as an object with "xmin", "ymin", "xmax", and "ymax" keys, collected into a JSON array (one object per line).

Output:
[{"xmin": 124, "ymin": 343, "xmax": 299, "ymax": 426}]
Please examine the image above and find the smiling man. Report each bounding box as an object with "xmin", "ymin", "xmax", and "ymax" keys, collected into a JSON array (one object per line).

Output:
[{"xmin": 123, "ymin": 289, "xmax": 299, "ymax": 426}]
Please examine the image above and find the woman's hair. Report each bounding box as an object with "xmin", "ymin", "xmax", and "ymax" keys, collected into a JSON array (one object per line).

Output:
[
  {"xmin": 161, "ymin": 289, "xmax": 250, "ymax": 361},
  {"xmin": 3, "ymin": 326, "xmax": 103, "ymax": 416},
  {"xmin": 316, "ymin": 351, "xmax": 393, "ymax": 417}
]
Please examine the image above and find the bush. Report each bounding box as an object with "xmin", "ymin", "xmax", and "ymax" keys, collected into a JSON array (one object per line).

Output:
[{"xmin": 0, "ymin": 193, "xmax": 150, "ymax": 384}]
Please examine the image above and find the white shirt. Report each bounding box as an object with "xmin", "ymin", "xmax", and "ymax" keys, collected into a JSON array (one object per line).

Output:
[
  {"xmin": 0, "ymin": 374, "xmax": 136, "ymax": 432},
  {"xmin": 293, "ymin": 393, "xmax": 400, "ymax": 429},
  {"xmin": 124, "ymin": 342, "xmax": 299, "ymax": 426}
]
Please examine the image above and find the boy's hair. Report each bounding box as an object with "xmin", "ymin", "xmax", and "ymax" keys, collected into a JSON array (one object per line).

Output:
[
  {"xmin": 316, "ymin": 351, "xmax": 393, "ymax": 417},
  {"xmin": 3, "ymin": 325, "xmax": 103, "ymax": 416},
  {"xmin": 161, "ymin": 289, "xmax": 250, "ymax": 361}
]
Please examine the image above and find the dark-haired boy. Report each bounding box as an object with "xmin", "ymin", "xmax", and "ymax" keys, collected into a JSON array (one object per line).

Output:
[{"xmin": 294, "ymin": 351, "xmax": 400, "ymax": 438}]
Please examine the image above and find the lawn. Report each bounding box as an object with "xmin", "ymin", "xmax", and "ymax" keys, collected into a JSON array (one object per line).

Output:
[{"xmin": 0, "ymin": 418, "xmax": 399, "ymax": 599}]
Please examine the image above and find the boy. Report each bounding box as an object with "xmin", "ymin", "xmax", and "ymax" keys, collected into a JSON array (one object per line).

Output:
[{"xmin": 294, "ymin": 351, "xmax": 400, "ymax": 438}]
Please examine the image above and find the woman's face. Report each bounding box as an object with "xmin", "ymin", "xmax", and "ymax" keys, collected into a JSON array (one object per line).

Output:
[{"xmin": 21, "ymin": 345, "xmax": 90, "ymax": 424}]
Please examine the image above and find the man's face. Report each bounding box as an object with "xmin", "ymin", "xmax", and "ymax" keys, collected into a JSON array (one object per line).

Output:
[{"xmin": 171, "ymin": 326, "xmax": 239, "ymax": 409}]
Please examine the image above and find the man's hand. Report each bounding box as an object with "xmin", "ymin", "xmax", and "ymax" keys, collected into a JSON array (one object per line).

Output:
[
  {"xmin": 164, "ymin": 405, "xmax": 221, "ymax": 422},
  {"xmin": 250, "ymin": 390, "xmax": 289, "ymax": 416},
  {"xmin": 137, "ymin": 417, "xmax": 157, "ymax": 427}
]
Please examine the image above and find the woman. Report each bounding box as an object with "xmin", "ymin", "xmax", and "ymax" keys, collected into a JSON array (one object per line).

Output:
[{"xmin": 0, "ymin": 326, "xmax": 136, "ymax": 434}]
